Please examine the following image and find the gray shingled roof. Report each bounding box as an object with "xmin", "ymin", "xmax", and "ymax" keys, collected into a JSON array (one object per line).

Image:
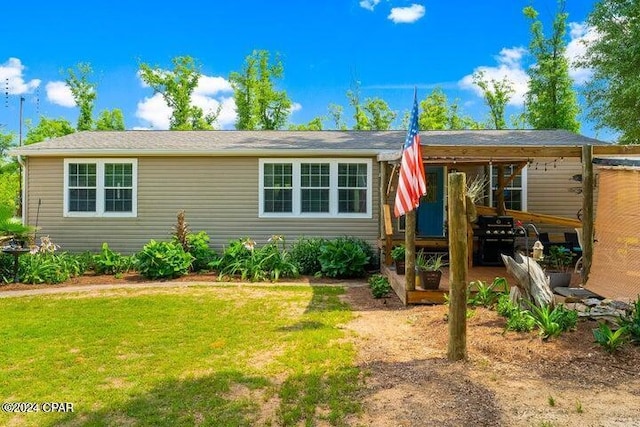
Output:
[{"xmin": 10, "ymin": 129, "xmax": 609, "ymax": 156}]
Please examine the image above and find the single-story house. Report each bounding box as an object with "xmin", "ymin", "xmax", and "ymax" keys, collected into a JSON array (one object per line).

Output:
[{"xmin": 10, "ymin": 130, "xmax": 639, "ymax": 269}]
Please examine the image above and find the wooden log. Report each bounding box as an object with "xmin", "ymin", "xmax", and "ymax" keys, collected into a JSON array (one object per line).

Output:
[
  {"xmin": 405, "ymin": 210, "xmax": 416, "ymax": 292},
  {"xmin": 501, "ymin": 253, "xmax": 554, "ymax": 308},
  {"xmin": 447, "ymin": 172, "xmax": 468, "ymax": 361}
]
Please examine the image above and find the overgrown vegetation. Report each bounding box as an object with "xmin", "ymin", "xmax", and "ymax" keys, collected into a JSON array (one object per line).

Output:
[
  {"xmin": 136, "ymin": 240, "xmax": 194, "ymax": 279},
  {"xmin": 318, "ymin": 237, "xmax": 370, "ymax": 278},
  {"xmin": 289, "ymin": 237, "xmax": 327, "ymax": 275},
  {"xmin": 92, "ymin": 242, "xmax": 134, "ymax": 275},
  {"xmin": 368, "ymin": 274, "xmax": 391, "ymax": 298}
]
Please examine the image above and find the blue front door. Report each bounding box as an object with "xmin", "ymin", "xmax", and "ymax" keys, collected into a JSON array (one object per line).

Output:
[{"xmin": 417, "ymin": 166, "xmax": 445, "ymax": 237}]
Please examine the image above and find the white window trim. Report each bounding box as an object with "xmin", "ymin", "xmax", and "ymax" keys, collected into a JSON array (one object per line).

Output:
[
  {"xmin": 258, "ymin": 158, "xmax": 372, "ymax": 219},
  {"xmin": 63, "ymin": 158, "xmax": 138, "ymax": 218},
  {"xmin": 488, "ymin": 165, "xmax": 528, "ymax": 211}
]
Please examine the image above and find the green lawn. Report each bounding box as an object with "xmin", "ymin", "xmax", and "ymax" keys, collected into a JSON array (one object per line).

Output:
[{"xmin": 0, "ymin": 285, "xmax": 361, "ymax": 426}]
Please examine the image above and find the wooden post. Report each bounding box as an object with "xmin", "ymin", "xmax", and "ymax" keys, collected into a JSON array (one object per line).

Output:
[
  {"xmin": 447, "ymin": 172, "xmax": 468, "ymax": 361},
  {"xmin": 380, "ymin": 163, "xmax": 391, "ymax": 266},
  {"xmin": 582, "ymin": 145, "xmax": 594, "ymax": 283},
  {"xmin": 496, "ymin": 165, "xmax": 505, "ymax": 216},
  {"xmin": 405, "ymin": 210, "xmax": 416, "ymax": 291}
]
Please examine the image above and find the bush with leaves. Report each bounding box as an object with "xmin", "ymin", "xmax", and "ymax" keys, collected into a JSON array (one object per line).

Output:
[
  {"xmin": 0, "ymin": 252, "xmax": 14, "ymax": 283},
  {"xmin": 213, "ymin": 237, "xmax": 297, "ymax": 281},
  {"xmin": 368, "ymin": 274, "xmax": 391, "ymax": 298},
  {"xmin": 93, "ymin": 242, "xmax": 134, "ymax": 275},
  {"xmin": 468, "ymin": 277, "xmax": 508, "ymax": 308},
  {"xmin": 593, "ymin": 322, "xmax": 628, "ymax": 353},
  {"xmin": 136, "ymin": 240, "xmax": 194, "ymax": 280},
  {"xmin": 618, "ymin": 297, "xmax": 640, "ymax": 345},
  {"xmin": 290, "ymin": 237, "xmax": 327, "ymax": 275},
  {"xmin": 185, "ymin": 231, "xmax": 217, "ymax": 272},
  {"xmin": 319, "ymin": 237, "xmax": 370, "ymax": 278},
  {"xmin": 19, "ymin": 252, "xmax": 85, "ymax": 284}
]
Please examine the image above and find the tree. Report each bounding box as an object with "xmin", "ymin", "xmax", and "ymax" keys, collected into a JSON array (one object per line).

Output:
[
  {"xmin": 580, "ymin": 0, "xmax": 640, "ymax": 143},
  {"xmin": 327, "ymin": 103, "xmax": 347, "ymax": 130},
  {"xmin": 24, "ymin": 117, "xmax": 75, "ymax": 145},
  {"xmin": 139, "ymin": 56, "xmax": 218, "ymax": 130},
  {"xmin": 419, "ymin": 88, "xmax": 449, "ymax": 130},
  {"xmin": 0, "ymin": 130, "xmax": 14, "ymax": 159},
  {"xmin": 230, "ymin": 50, "xmax": 291, "ymax": 130},
  {"xmin": 66, "ymin": 63, "xmax": 97, "ymax": 131},
  {"xmin": 523, "ymin": 4, "xmax": 580, "ymax": 132},
  {"xmin": 288, "ymin": 116, "xmax": 323, "ymax": 130},
  {"xmin": 362, "ymin": 98, "xmax": 397, "ymax": 130},
  {"xmin": 95, "ymin": 109, "xmax": 125, "ymax": 131},
  {"xmin": 472, "ymin": 71, "xmax": 514, "ymax": 129},
  {"xmin": 346, "ymin": 86, "xmax": 371, "ymax": 130}
]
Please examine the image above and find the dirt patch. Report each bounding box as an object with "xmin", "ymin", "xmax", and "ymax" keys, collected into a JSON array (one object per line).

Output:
[{"xmin": 342, "ymin": 286, "xmax": 640, "ymax": 427}]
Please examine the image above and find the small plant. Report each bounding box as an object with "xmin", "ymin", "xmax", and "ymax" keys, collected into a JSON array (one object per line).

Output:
[
  {"xmin": 575, "ymin": 400, "xmax": 583, "ymax": 413},
  {"xmin": 549, "ymin": 303, "xmax": 578, "ymax": 332},
  {"xmin": 93, "ymin": 242, "xmax": 132, "ymax": 275},
  {"xmin": 547, "ymin": 396, "xmax": 556, "ymax": 407},
  {"xmin": 185, "ymin": 231, "xmax": 217, "ymax": 272},
  {"xmin": 468, "ymin": 277, "xmax": 508, "ymax": 308},
  {"xmin": 136, "ymin": 240, "xmax": 194, "ymax": 280},
  {"xmin": 544, "ymin": 245, "xmax": 574, "ymax": 273},
  {"xmin": 368, "ymin": 274, "xmax": 391, "ymax": 299},
  {"xmin": 172, "ymin": 210, "xmax": 190, "ymax": 252},
  {"xmin": 415, "ymin": 252, "xmax": 446, "ymax": 272},
  {"xmin": 504, "ymin": 308, "xmax": 536, "ymax": 332},
  {"xmin": 19, "ymin": 252, "xmax": 84, "ymax": 284},
  {"xmin": 391, "ymin": 245, "xmax": 405, "ymax": 261},
  {"xmin": 290, "ymin": 237, "xmax": 327, "ymax": 275},
  {"xmin": 593, "ymin": 322, "xmax": 628, "ymax": 353},
  {"xmin": 528, "ymin": 304, "xmax": 562, "ymax": 339},
  {"xmin": 618, "ymin": 296, "xmax": 640, "ymax": 345},
  {"xmin": 319, "ymin": 237, "xmax": 369, "ymax": 278}
]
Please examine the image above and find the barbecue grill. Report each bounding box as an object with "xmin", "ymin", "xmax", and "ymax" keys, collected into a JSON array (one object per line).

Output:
[{"xmin": 474, "ymin": 215, "xmax": 515, "ymax": 266}]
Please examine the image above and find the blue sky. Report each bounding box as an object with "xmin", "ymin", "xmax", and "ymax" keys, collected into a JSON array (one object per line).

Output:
[{"xmin": 2, "ymin": 0, "xmax": 607, "ymax": 140}]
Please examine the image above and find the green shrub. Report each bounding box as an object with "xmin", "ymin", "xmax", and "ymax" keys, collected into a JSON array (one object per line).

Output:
[
  {"xmin": 593, "ymin": 322, "xmax": 628, "ymax": 353},
  {"xmin": 0, "ymin": 252, "xmax": 13, "ymax": 283},
  {"xmin": 618, "ymin": 296, "xmax": 640, "ymax": 344},
  {"xmin": 290, "ymin": 237, "xmax": 327, "ymax": 275},
  {"xmin": 136, "ymin": 240, "xmax": 194, "ymax": 280},
  {"xmin": 368, "ymin": 274, "xmax": 391, "ymax": 298},
  {"xmin": 319, "ymin": 237, "xmax": 369, "ymax": 278},
  {"xmin": 185, "ymin": 231, "xmax": 217, "ymax": 272},
  {"xmin": 345, "ymin": 236, "xmax": 377, "ymax": 271},
  {"xmin": 93, "ymin": 243, "xmax": 133, "ymax": 275},
  {"xmin": 19, "ymin": 252, "xmax": 83, "ymax": 284},
  {"xmin": 468, "ymin": 277, "xmax": 508, "ymax": 308},
  {"xmin": 505, "ymin": 309, "xmax": 536, "ymax": 332},
  {"xmin": 213, "ymin": 237, "xmax": 298, "ymax": 281},
  {"xmin": 496, "ymin": 294, "xmax": 519, "ymax": 318},
  {"xmin": 550, "ymin": 304, "xmax": 578, "ymax": 332}
]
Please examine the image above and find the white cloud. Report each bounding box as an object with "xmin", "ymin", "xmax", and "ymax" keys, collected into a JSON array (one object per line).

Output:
[
  {"xmin": 45, "ymin": 81, "xmax": 76, "ymax": 107},
  {"xmin": 0, "ymin": 57, "xmax": 40, "ymax": 95},
  {"xmin": 388, "ymin": 4, "xmax": 425, "ymax": 24},
  {"xmin": 135, "ymin": 72, "xmax": 237, "ymax": 129},
  {"xmin": 459, "ymin": 47, "xmax": 530, "ymax": 106},
  {"xmin": 290, "ymin": 102, "xmax": 302, "ymax": 114},
  {"xmin": 359, "ymin": 0, "xmax": 380, "ymax": 11},
  {"xmin": 566, "ymin": 22, "xmax": 597, "ymax": 85}
]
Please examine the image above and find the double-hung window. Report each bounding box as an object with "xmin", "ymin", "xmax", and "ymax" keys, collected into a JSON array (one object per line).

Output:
[
  {"xmin": 64, "ymin": 159, "xmax": 137, "ymax": 217},
  {"xmin": 259, "ymin": 159, "xmax": 371, "ymax": 218},
  {"xmin": 489, "ymin": 164, "xmax": 527, "ymax": 211}
]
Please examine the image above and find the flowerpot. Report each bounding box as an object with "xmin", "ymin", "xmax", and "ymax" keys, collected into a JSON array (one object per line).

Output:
[
  {"xmin": 418, "ymin": 269, "xmax": 442, "ymax": 290},
  {"xmin": 547, "ymin": 271, "xmax": 572, "ymax": 289},
  {"xmin": 394, "ymin": 260, "xmax": 406, "ymax": 275}
]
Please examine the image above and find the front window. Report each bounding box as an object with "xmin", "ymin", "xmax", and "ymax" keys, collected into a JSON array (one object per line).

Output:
[
  {"xmin": 64, "ymin": 159, "xmax": 137, "ymax": 217},
  {"xmin": 259, "ymin": 159, "xmax": 372, "ymax": 218}
]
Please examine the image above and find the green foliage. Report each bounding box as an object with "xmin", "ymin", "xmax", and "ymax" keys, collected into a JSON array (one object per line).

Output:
[
  {"xmin": 136, "ymin": 240, "xmax": 194, "ymax": 279},
  {"xmin": 139, "ymin": 56, "xmax": 218, "ymax": 130},
  {"xmin": 213, "ymin": 237, "xmax": 298, "ymax": 281},
  {"xmin": 19, "ymin": 252, "xmax": 85, "ymax": 284},
  {"xmin": 368, "ymin": 274, "xmax": 391, "ymax": 299},
  {"xmin": 523, "ymin": 4, "xmax": 580, "ymax": 132},
  {"xmin": 580, "ymin": 0, "xmax": 640, "ymax": 143},
  {"xmin": 550, "ymin": 303, "xmax": 578, "ymax": 332},
  {"xmin": 362, "ymin": 97, "xmax": 397, "ymax": 130},
  {"xmin": 391, "ymin": 244, "xmax": 405, "ymax": 261},
  {"xmin": 24, "ymin": 116, "xmax": 75, "ymax": 145},
  {"xmin": 618, "ymin": 296, "xmax": 640, "ymax": 344},
  {"xmin": 528, "ymin": 304, "xmax": 563, "ymax": 340},
  {"xmin": 472, "ymin": 70, "xmax": 514, "ymax": 129},
  {"xmin": 468, "ymin": 277, "xmax": 508, "ymax": 308},
  {"xmin": 0, "ymin": 203, "xmax": 34, "ymax": 243},
  {"xmin": 327, "ymin": 103, "xmax": 347, "ymax": 130},
  {"xmin": 93, "ymin": 242, "xmax": 134, "ymax": 275},
  {"xmin": 186, "ymin": 231, "xmax": 217, "ymax": 272},
  {"xmin": 418, "ymin": 87, "xmax": 479, "ymax": 130},
  {"xmin": 593, "ymin": 322, "xmax": 628, "ymax": 353},
  {"xmin": 505, "ymin": 308, "xmax": 536, "ymax": 332},
  {"xmin": 0, "ymin": 253, "xmax": 13, "ymax": 283},
  {"xmin": 95, "ymin": 108, "xmax": 125, "ymax": 130},
  {"xmin": 66, "ymin": 62, "xmax": 97, "ymax": 131},
  {"xmin": 290, "ymin": 237, "xmax": 327, "ymax": 275},
  {"xmin": 288, "ymin": 116, "xmax": 324, "ymax": 130},
  {"xmin": 545, "ymin": 245, "xmax": 574, "ymax": 272},
  {"xmin": 318, "ymin": 237, "xmax": 370, "ymax": 279},
  {"xmin": 230, "ymin": 50, "xmax": 291, "ymax": 130},
  {"xmin": 0, "ymin": 170, "xmax": 19, "ymax": 213}
]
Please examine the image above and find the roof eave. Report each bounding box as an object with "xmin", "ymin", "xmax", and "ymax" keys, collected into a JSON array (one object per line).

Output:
[{"xmin": 9, "ymin": 148, "xmax": 385, "ymax": 157}]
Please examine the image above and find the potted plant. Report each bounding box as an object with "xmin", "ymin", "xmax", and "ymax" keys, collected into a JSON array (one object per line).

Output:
[
  {"xmin": 391, "ymin": 244, "xmax": 406, "ymax": 275},
  {"xmin": 543, "ymin": 245, "xmax": 574, "ymax": 289},
  {"xmin": 415, "ymin": 252, "xmax": 447, "ymax": 290}
]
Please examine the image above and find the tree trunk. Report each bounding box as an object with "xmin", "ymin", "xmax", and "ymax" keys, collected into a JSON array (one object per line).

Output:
[{"xmin": 501, "ymin": 253, "xmax": 554, "ymax": 308}]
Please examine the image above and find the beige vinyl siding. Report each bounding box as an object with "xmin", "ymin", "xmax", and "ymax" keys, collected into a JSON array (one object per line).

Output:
[{"xmin": 25, "ymin": 156, "xmax": 380, "ymax": 254}]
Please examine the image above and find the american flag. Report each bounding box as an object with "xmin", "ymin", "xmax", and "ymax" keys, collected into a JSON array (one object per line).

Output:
[{"xmin": 394, "ymin": 90, "xmax": 426, "ymax": 217}]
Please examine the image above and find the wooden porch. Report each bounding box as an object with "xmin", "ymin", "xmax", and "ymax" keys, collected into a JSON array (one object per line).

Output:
[{"xmin": 382, "ymin": 263, "xmax": 584, "ymax": 305}]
